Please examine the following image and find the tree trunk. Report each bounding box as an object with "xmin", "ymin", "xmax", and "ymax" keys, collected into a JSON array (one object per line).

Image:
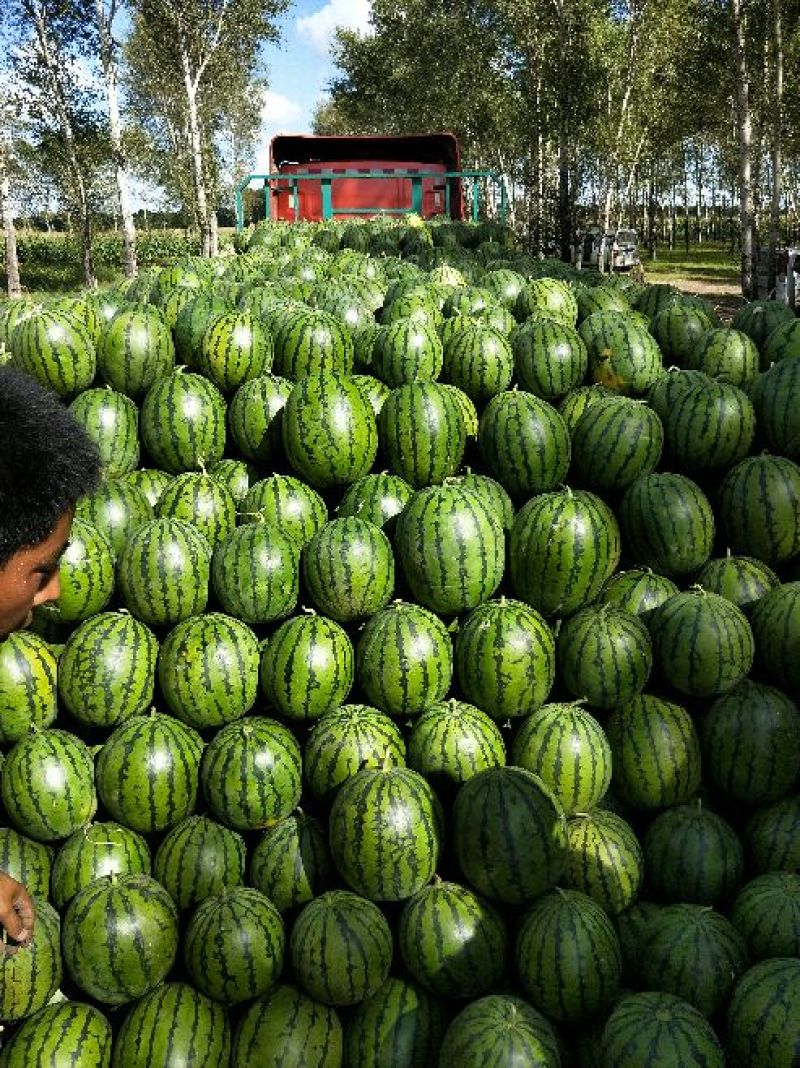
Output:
[
  {"xmin": 0, "ymin": 141, "xmax": 22, "ymax": 299},
  {"xmin": 731, "ymin": 0, "xmax": 755, "ymax": 298},
  {"xmin": 768, "ymin": 0, "xmax": 783, "ymax": 296},
  {"xmin": 556, "ymin": 0, "xmax": 571, "ymax": 262},
  {"xmin": 183, "ymin": 69, "xmax": 212, "ymax": 258},
  {"xmin": 95, "ymin": 0, "xmax": 137, "ymax": 277}
]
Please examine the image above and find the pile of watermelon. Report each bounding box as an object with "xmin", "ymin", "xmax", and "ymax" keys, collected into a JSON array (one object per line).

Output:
[{"xmin": 0, "ymin": 214, "xmax": 799, "ymax": 1066}]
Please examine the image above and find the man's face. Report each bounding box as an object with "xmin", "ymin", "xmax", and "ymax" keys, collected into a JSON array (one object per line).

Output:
[{"xmin": 0, "ymin": 511, "xmax": 73, "ymax": 640}]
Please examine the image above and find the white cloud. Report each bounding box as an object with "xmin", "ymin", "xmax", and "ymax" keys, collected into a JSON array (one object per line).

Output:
[
  {"xmin": 261, "ymin": 89, "xmax": 304, "ymax": 127},
  {"xmin": 297, "ymin": 0, "xmax": 372, "ymax": 55}
]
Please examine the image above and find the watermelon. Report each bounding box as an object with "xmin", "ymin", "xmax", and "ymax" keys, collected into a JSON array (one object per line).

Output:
[
  {"xmin": 302, "ymin": 517, "xmax": 394, "ymax": 622},
  {"xmin": 580, "ymin": 312, "xmax": 663, "ymax": 394},
  {"xmin": 717, "ymin": 455, "xmax": 800, "ymax": 564},
  {"xmin": 651, "ymin": 302, "xmax": 715, "ymax": 364},
  {"xmin": 62, "ymin": 873, "xmax": 178, "ymax": 1005},
  {"xmin": 575, "ymin": 283, "xmax": 630, "ymax": 322},
  {"xmin": 198, "ymin": 309, "xmax": 272, "ymax": 391},
  {"xmin": 345, "ymin": 977, "xmax": 447, "ymax": 1068},
  {"xmin": 569, "ymin": 395, "xmax": 663, "ymax": 490},
  {"xmin": 509, "ymin": 488, "xmax": 621, "ymax": 616},
  {"xmin": 647, "ymin": 367, "xmax": 712, "ymax": 422},
  {"xmin": 564, "ymin": 808, "xmax": 643, "ymax": 915},
  {"xmin": 556, "ymin": 604, "xmax": 652, "ymax": 708},
  {"xmin": 157, "ymin": 612, "xmax": 259, "ymax": 728},
  {"xmin": 0, "ymin": 1001, "xmax": 112, "ymax": 1067},
  {"xmin": 644, "ymin": 803, "xmax": 744, "ymax": 906},
  {"xmin": 11, "ymin": 307, "xmax": 96, "ymax": 399},
  {"xmin": 153, "ymin": 814, "xmax": 245, "ymax": 911},
  {"xmin": 601, "ymin": 991, "xmax": 724, "ymax": 1068},
  {"xmin": 664, "ymin": 378, "xmax": 755, "ymax": 471},
  {"xmin": 112, "ymin": 983, "xmax": 231, "ymax": 1068},
  {"xmin": 731, "ymin": 872, "xmax": 800, "ymax": 960},
  {"xmin": 732, "ymin": 298, "xmax": 796, "ymax": 356},
  {"xmin": 200, "ymin": 717, "xmax": 302, "ymax": 831},
  {"xmin": 120, "ymin": 467, "xmax": 172, "ymax": 508},
  {"xmin": 329, "ymin": 766, "xmax": 442, "ymax": 902},
  {"xmin": 140, "ymin": 369, "xmax": 226, "ymax": 473},
  {"xmin": 512, "ymin": 702, "xmax": 612, "ymax": 815},
  {"xmin": 0, "ymin": 899, "xmax": 61, "ymax": 1023},
  {"xmin": 606, "ymin": 694, "xmax": 702, "ymax": 810},
  {"xmin": 96, "ymin": 306, "xmax": 174, "ymax": 398},
  {"xmin": 515, "ymin": 888, "xmax": 622, "ymax": 1022},
  {"xmin": 185, "ymin": 886, "xmax": 285, "ymax": 1005},
  {"xmin": 50, "ymin": 822, "xmax": 151, "ymax": 910},
  {"xmin": 441, "ymin": 322, "xmax": 513, "ymax": 402},
  {"xmin": 250, "ymin": 813, "xmax": 333, "ymax": 913},
  {"xmin": 762, "ymin": 317, "xmax": 800, "ymax": 365},
  {"xmin": 117, "ymin": 517, "xmax": 211, "ymax": 626},
  {"xmin": 515, "ymin": 278, "xmax": 577, "ymax": 325},
  {"xmin": 208, "ymin": 458, "xmax": 254, "ymax": 505},
  {"xmin": 155, "ymin": 471, "xmax": 236, "ymax": 548},
  {"xmin": 558, "ymin": 383, "xmax": 612, "ymax": 434},
  {"xmin": 1, "ymin": 729, "xmax": 96, "ymax": 842},
  {"xmin": 69, "ymin": 387, "xmax": 139, "ymax": 477},
  {"xmin": 395, "ymin": 483, "xmax": 504, "ymax": 615},
  {"xmin": 0, "ymin": 829, "xmax": 51, "ymax": 901},
  {"xmin": 240, "ymin": 474, "xmax": 327, "ymax": 547},
  {"xmin": 356, "ymin": 600, "xmax": 452, "ymax": 718},
  {"xmin": 173, "ymin": 294, "xmax": 232, "ymax": 365},
  {"xmin": 686, "ymin": 326, "xmax": 759, "ymax": 386},
  {"xmin": 372, "ymin": 317, "xmax": 443, "ymax": 386},
  {"xmin": 399, "ymin": 881, "xmax": 507, "ymax": 999},
  {"xmin": 291, "ymin": 890, "xmax": 391, "ymax": 1006},
  {"xmin": 599, "ymin": 568, "xmax": 679, "ymax": 622},
  {"xmin": 453, "ymin": 766, "xmax": 567, "ymax": 904},
  {"xmin": 751, "ymin": 582, "xmax": 800, "ymax": 690},
  {"xmin": 211, "ymin": 523, "xmax": 300, "ymax": 625},
  {"xmin": 232, "ymin": 984, "xmax": 342, "ymax": 1068},
  {"xmin": 379, "ymin": 381, "xmax": 466, "ymax": 487},
  {"xmin": 477, "ymin": 390, "xmax": 571, "ymax": 498},
  {"xmin": 407, "ymin": 699, "xmax": 505, "ymax": 785},
  {"xmin": 0, "ymin": 632, "xmax": 56, "ymax": 743},
  {"xmin": 726, "ymin": 958, "xmax": 800, "ymax": 1068},
  {"xmin": 335, "ymin": 472, "xmax": 414, "ymax": 529},
  {"xmin": 696, "ymin": 554, "xmax": 779, "ymax": 614},
  {"xmin": 272, "ymin": 307, "xmax": 354, "ymax": 379},
  {"xmin": 619, "ymin": 473, "xmax": 714, "ymax": 577},
  {"xmin": 744, "ymin": 795, "xmax": 800, "ymax": 875},
  {"xmin": 512, "ymin": 317, "xmax": 588, "ymax": 400},
  {"xmin": 260, "ymin": 612, "xmax": 354, "ymax": 722},
  {"xmin": 633, "ymin": 282, "xmax": 683, "ymax": 320},
  {"xmin": 304, "ymin": 704, "xmax": 406, "ymax": 800},
  {"xmin": 56, "ymin": 518, "xmax": 115, "ymax": 623},
  {"xmin": 75, "ymin": 478, "xmax": 154, "ymax": 559},
  {"xmin": 437, "ymin": 994, "xmax": 559, "ymax": 1068},
  {"xmin": 96, "ymin": 712, "xmax": 203, "ymax": 833},
  {"xmin": 227, "ymin": 373, "xmax": 292, "ymax": 464}
]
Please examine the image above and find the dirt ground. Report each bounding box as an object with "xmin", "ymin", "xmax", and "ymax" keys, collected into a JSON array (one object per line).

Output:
[{"xmin": 669, "ymin": 276, "xmax": 745, "ymax": 322}]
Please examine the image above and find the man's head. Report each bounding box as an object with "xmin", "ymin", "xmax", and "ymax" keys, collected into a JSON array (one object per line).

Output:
[{"xmin": 0, "ymin": 367, "xmax": 100, "ymax": 638}]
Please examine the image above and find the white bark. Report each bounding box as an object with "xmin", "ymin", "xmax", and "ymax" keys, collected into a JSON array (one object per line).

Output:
[
  {"xmin": 0, "ymin": 136, "xmax": 22, "ymax": 299},
  {"xmin": 730, "ymin": 0, "xmax": 754, "ymax": 298}
]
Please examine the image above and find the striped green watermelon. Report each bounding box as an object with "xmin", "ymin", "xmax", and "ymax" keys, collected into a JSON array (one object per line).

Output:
[
  {"xmin": 112, "ymin": 982, "xmax": 231, "ymax": 1068},
  {"xmin": 478, "ymin": 390, "xmax": 571, "ymax": 498},
  {"xmin": 120, "ymin": 467, "xmax": 172, "ymax": 508},
  {"xmin": 601, "ymin": 991, "xmax": 724, "ymax": 1068},
  {"xmin": 291, "ymin": 890, "xmax": 391, "ymax": 1007},
  {"xmin": 0, "ymin": 899, "xmax": 61, "ymax": 1023},
  {"xmin": 633, "ymin": 282, "xmax": 683, "ymax": 320},
  {"xmin": 160, "ymin": 283, "xmax": 206, "ymax": 331},
  {"xmin": 701, "ymin": 680, "xmax": 800, "ymax": 802},
  {"xmin": 650, "ymin": 590, "xmax": 754, "ymax": 696},
  {"xmin": 50, "ymin": 822, "xmax": 151, "ymax": 909},
  {"xmin": 173, "ymin": 293, "xmax": 231, "ymax": 365},
  {"xmin": 619, "ymin": 473, "xmax": 714, "ymax": 576},
  {"xmin": 731, "ymin": 872, "xmax": 800, "ymax": 960},
  {"xmin": 250, "ymin": 813, "xmax": 332, "ymax": 913},
  {"xmin": 96, "ymin": 712, "xmax": 203, "ymax": 833},
  {"xmin": 512, "ymin": 702, "xmax": 612, "ymax": 814},
  {"xmin": 96, "ymin": 307, "xmax": 174, "ymax": 398},
  {"xmin": 615, "ymin": 900, "xmax": 663, "ymax": 984},
  {"xmin": 515, "ymin": 278, "xmax": 578, "ymax": 325},
  {"xmin": 575, "ymin": 283, "xmax": 630, "ymax": 322},
  {"xmin": 208, "ymin": 458, "xmax": 253, "ymax": 505},
  {"xmin": 240, "ymin": 474, "xmax": 327, "ymax": 546},
  {"xmin": 273, "ymin": 307, "xmax": 355, "ymax": 379},
  {"xmin": 718, "ymin": 455, "xmax": 800, "ymax": 564},
  {"xmin": 757, "ymin": 354, "xmax": 800, "ymax": 460},
  {"xmin": 454, "ymin": 472, "xmax": 514, "ymax": 529},
  {"xmin": 762, "ymin": 317, "xmax": 800, "ymax": 364},
  {"xmin": 345, "ymin": 977, "xmax": 446, "ymax": 1068},
  {"xmin": 639, "ymin": 904, "xmax": 747, "ymax": 1017},
  {"xmin": 407, "ymin": 699, "xmax": 505, "ymax": 785},
  {"xmin": 57, "ymin": 611, "xmax": 157, "ymax": 728},
  {"xmin": 442, "ymin": 284, "xmax": 497, "ymax": 319},
  {"xmin": 304, "ymin": 704, "xmax": 405, "ymax": 800},
  {"xmin": 558, "ymin": 383, "xmax": 612, "ymax": 434},
  {"xmin": 75, "ymin": 478, "xmax": 153, "ymax": 559},
  {"xmin": 644, "ymin": 803, "xmax": 743, "ymax": 906},
  {"xmin": 557, "ymin": 604, "xmax": 652, "ymax": 708},
  {"xmin": 371, "ymin": 317, "xmax": 443, "ymax": 387},
  {"xmin": 198, "ymin": 309, "xmax": 272, "ymax": 391},
  {"xmin": 744, "ymin": 796, "xmax": 800, "ymax": 874},
  {"xmin": 356, "ymin": 601, "xmax": 452, "ymax": 718},
  {"xmin": 732, "ymin": 298, "xmax": 796, "ymax": 357},
  {"xmin": 140, "ymin": 369, "xmax": 226, "ymax": 473},
  {"xmin": 727, "ymin": 958, "xmax": 800, "ymax": 1068},
  {"xmin": 228, "ymin": 373, "xmax": 292, "ymax": 464},
  {"xmin": 598, "ymin": 568, "xmax": 679, "ymax": 622},
  {"xmin": 69, "ymin": 387, "xmax": 139, "ymax": 476},
  {"xmin": 579, "ymin": 312, "xmax": 663, "ymax": 394},
  {"xmin": 155, "ymin": 471, "xmax": 236, "ymax": 548},
  {"xmin": 62, "ymin": 873, "xmax": 178, "ymax": 1005},
  {"xmin": 0, "ymin": 1001, "xmax": 112, "ymax": 1067},
  {"xmin": 664, "ymin": 378, "xmax": 755, "ymax": 471},
  {"xmin": 569, "ymin": 395, "xmax": 663, "ymax": 490},
  {"xmin": 353, "ymin": 373, "xmax": 391, "ymax": 416},
  {"xmin": 118, "ymin": 517, "xmax": 211, "ymax": 626},
  {"xmin": 647, "ymin": 367, "xmax": 712, "ymax": 421},
  {"xmin": 453, "ymin": 766, "xmax": 567, "ymax": 904},
  {"xmin": 335, "ymin": 472, "xmax": 414, "ymax": 528},
  {"xmin": 150, "ymin": 261, "xmax": 204, "ymax": 307},
  {"xmin": 200, "ymin": 717, "xmax": 302, "ymax": 831},
  {"xmin": 651, "ymin": 302, "xmax": 715, "ymax": 364},
  {"xmin": 379, "ymin": 381, "xmax": 466, "ymax": 487},
  {"xmin": 0, "ymin": 829, "xmax": 51, "ymax": 900},
  {"xmin": 696, "ymin": 554, "xmax": 779, "ymax": 614},
  {"xmin": 563, "ymin": 809, "xmax": 643, "ymax": 915},
  {"xmin": 399, "ymin": 880, "xmax": 506, "ymax": 999},
  {"xmin": 302, "ymin": 517, "xmax": 394, "ymax": 622},
  {"xmin": 751, "ymin": 582, "xmax": 800, "ymax": 690},
  {"xmin": 0, "ymin": 632, "xmax": 56, "ymax": 743},
  {"xmin": 11, "ymin": 308, "xmax": 96, "ymax": 399},
  {"xmin": 153, "ymin": 814, "xmax": 245, "ymax": 911},
  {"xmin": 2, "ymin": 729, "xmax": 96, "ymax": 842},
  {"xmin": 509, "ymin": 488, "xmax": 621, "ymax": 617},
  {"xmin": 686, "ymin": 326, "xmax": 759, "ymax": 386},
  {"xmin": 512, "ymin": 317, "xmax": 588, "ymax": 400},
  {"xmin": 157, "ymin": 612, "xmax": 259, "ymax": 728},
  {"xmin": 260, "ymin": 612, "xmax": 354, "ymax": 722},
  {"xmin": 329, "ymin": 766, "xmax": 442, "ymax": 902},
  {"xmin": 483, "ymin": 268, "xmax": 526, "ymax": 309},
  {"xmin": 185, "ymin": 887, "xmax": 285, "ymax": 1005},
  {"xmin": 395, "ymin": 484, "xmax": 504, "ymax": 615},
  {"xmin": 441, "ymin": 322, "xmax": 513, "ymax": 402},
  {"xmin": 211, "ymin": 523, "xmax": 300, "ymax": 625},
  {"xmin": 57, "ymin": 517, "xmax": 115, "ymax": 623},
  {"xmin": 437, "ymin": 994, "xmax": 559, "ymax": 1068},
  {"xmin": 606, "ymin": 694, "xmax": 701, "ymax": 810},
  {"xmin": 232, "ymin": 984, "xmax": 342, "ymax": 1068},
  {"xmin": 283, "ymin": 371, "xmax": 378, "ymax": 488},
  {"xmin": 516, "ymin": 888, "xmax": 622, "ymax": 1022}
]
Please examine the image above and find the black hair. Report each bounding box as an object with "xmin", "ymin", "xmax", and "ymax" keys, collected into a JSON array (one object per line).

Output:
[{"xmin": 0, "ymin": 367, "xmax": 101, "ymax": 568}]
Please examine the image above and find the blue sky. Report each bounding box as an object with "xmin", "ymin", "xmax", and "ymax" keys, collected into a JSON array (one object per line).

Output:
[{"xmin": 253, "ymin": 0, "xmax": 372, "ymax": 173}]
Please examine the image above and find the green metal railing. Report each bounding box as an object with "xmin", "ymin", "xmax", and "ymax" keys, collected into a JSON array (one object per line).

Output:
[{"xmin": 234, "ymin": 169, "xmax": 508, "ymax": 230}]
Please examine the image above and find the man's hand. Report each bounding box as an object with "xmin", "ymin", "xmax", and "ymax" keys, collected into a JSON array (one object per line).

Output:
[{"xmin": 0, "ymin": 872, "xmax": 34, "ymax": 953}]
